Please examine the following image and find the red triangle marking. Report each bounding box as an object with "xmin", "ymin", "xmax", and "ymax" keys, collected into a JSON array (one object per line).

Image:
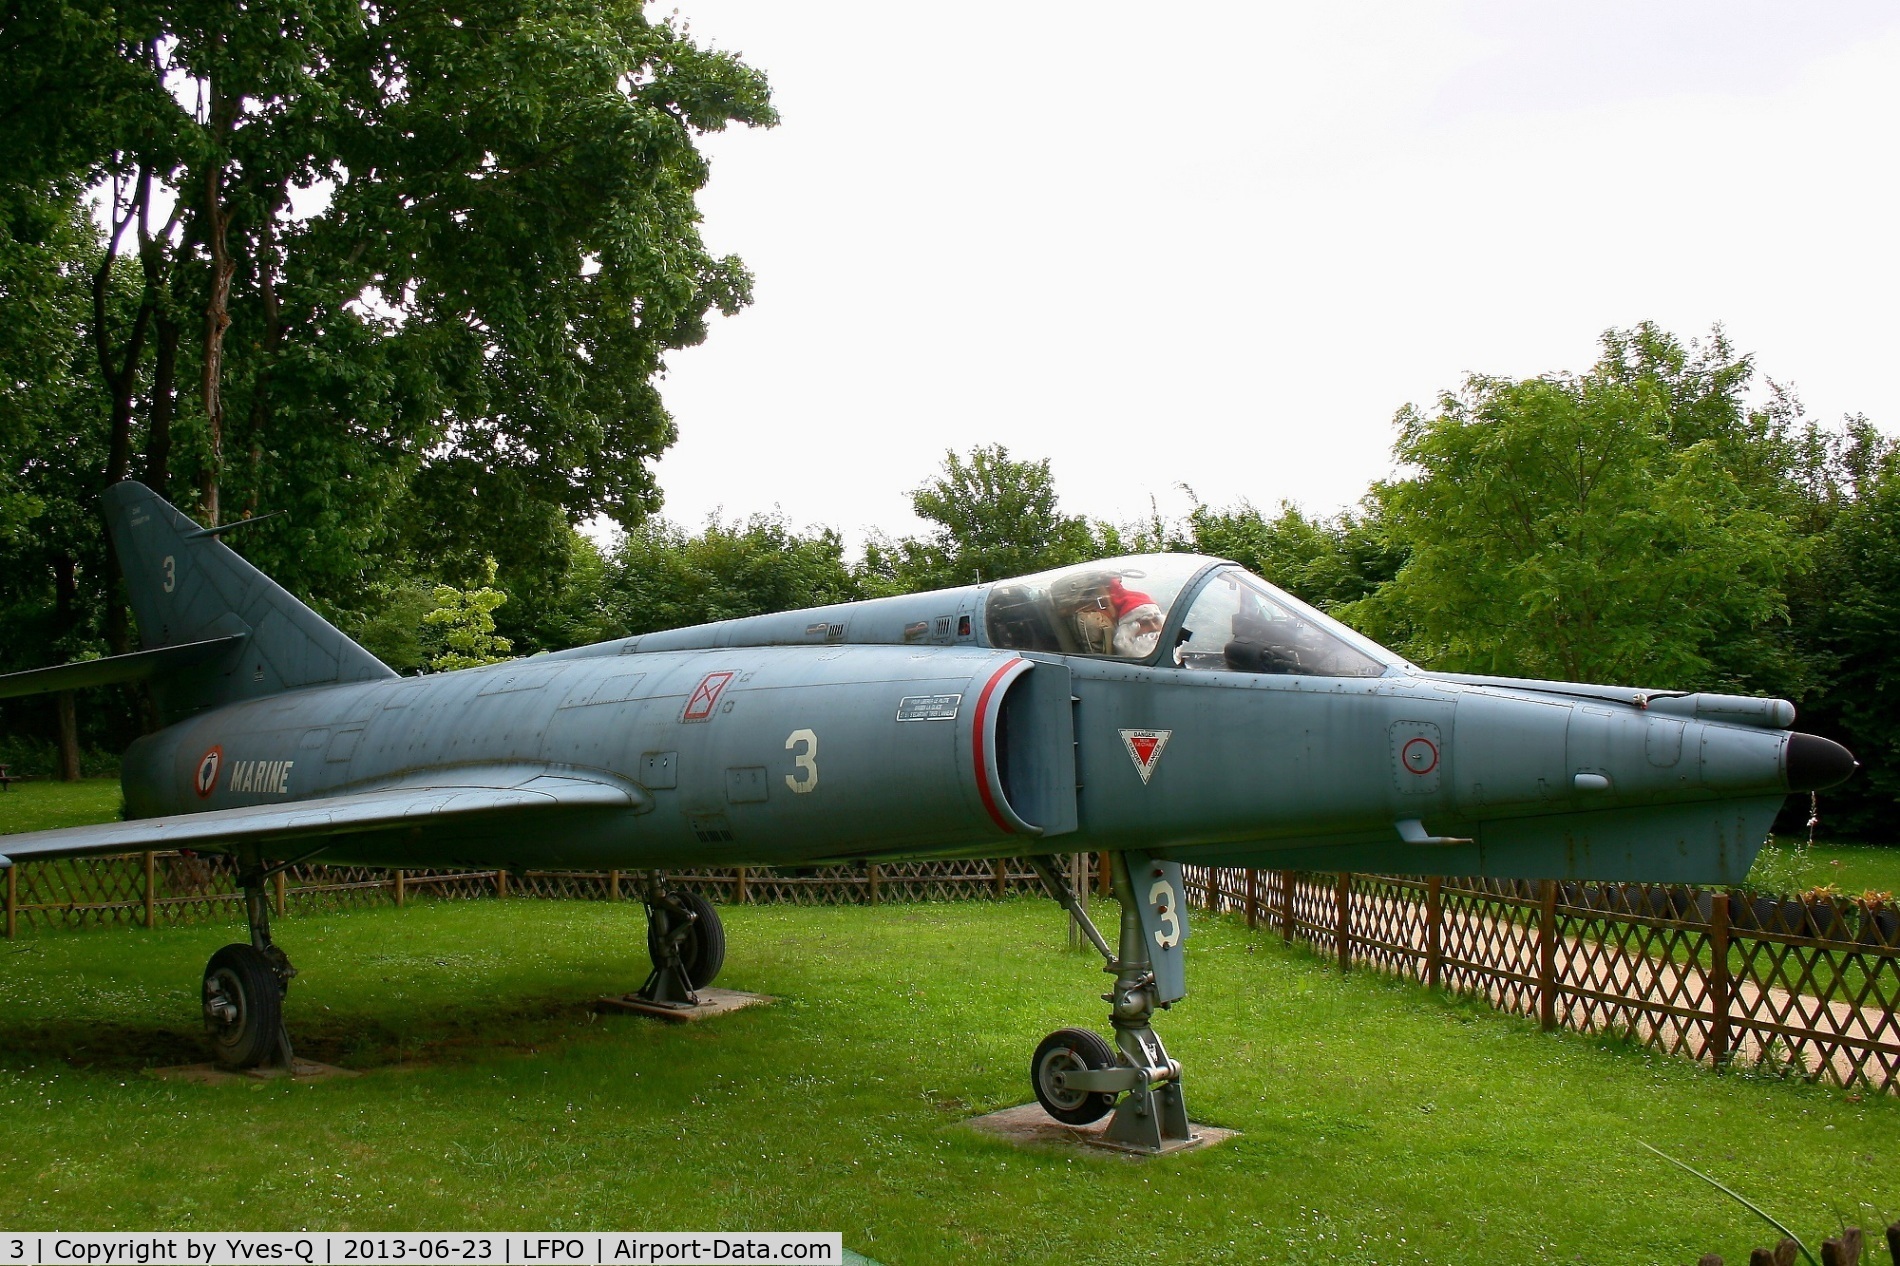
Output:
[{"xmin": 1129, "ymin": 736, "xmax": 1160, "ymax": 767}]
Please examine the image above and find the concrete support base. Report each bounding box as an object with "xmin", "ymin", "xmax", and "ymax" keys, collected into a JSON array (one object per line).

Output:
[
  {"xmin": 594, "ymin": 987, "xmax": 773, "ymax": 1023},
  {"xmin": 964, "ymin": 1102, "xmax": 1237, "ymax": 1157}
]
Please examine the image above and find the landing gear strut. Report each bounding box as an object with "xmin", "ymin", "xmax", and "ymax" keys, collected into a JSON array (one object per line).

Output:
[
  {"xmin": 634, "ymin": 873, "xmax": 725, "ymax": 1008},
  {"xmin": 1029, "ymin": 852, "xmax": 1194, "ymax": 1153},
  {"xmin": 201, "ymin": 864, "xmax": 298, "ymax": 1070}
]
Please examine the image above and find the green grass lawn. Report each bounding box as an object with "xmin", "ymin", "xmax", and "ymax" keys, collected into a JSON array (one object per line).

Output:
[
  {"xmin": 0, "ymin": 776, "xmax": 122, "ymax": 834},
  {"xmin": 1794, "ymin": 841, "xmax": 1900, "ymax": 897},
  {"xmin": 0, "ymin": 897, "xmax": 1893, "ymax": 1264}
]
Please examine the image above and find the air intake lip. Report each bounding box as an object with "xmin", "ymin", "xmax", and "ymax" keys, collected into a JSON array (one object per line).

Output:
[{"xmin": 1785, "ymin": 732, "xmax": 1857, "ymax": 792}]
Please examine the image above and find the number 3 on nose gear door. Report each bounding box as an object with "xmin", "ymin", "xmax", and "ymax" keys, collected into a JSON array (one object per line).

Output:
[
  {"xmin": 1128, "ymin": 851, "xmax": 1189, "ymax": 1004},
  {"xmin": 1149, "ymin": 877, "xmax": 1181, "ymax": 949}
]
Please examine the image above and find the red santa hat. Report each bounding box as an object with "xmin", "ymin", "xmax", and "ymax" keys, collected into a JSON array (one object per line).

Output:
[{"xmin": 1108, "ymin": 578, "xmax": 1161, "ymax": 624}]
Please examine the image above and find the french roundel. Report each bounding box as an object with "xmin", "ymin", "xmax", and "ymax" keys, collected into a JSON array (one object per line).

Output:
[
  {"xmin": 1401, "ymin": 736, "xmax": 1439, "ymax": 776},
  {"xmin": 194, "ymin": 745, "xmax": 223, "ymax": 798}
]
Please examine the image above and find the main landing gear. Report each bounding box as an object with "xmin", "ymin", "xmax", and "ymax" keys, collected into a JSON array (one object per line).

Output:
[
  {"xmin": 1028, "ymin": 853, "xmax": 1193, "ymax": 1154},
  {"xmin": 634, "ymin": 873, "xmax": 725, "ymax": 1007},
  {"xmin": 201, "ymin": 862, "xmax": 298, "ymax": 1070}
]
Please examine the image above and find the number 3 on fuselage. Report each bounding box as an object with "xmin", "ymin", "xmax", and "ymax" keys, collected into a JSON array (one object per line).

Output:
[{"xmin": 785, "ymin": 728, "xmax": 818, "ymax": 794}]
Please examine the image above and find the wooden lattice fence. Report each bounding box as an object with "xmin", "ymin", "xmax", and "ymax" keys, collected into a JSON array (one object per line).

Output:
[
  {"xmin": 0, "ymin": 851, "xmax": 1061, "ymax": 937},
  {"xmin": 1184, "ymin": 867, "xmax": 1900, "ymax": 1098},
  {"xmin": 5, "ymin": 850, "xmax": 1893, "ymax": 1096}
]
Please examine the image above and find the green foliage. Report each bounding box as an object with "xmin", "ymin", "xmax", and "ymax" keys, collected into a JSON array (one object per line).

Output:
[
  {"xmin": 864, "ymin": 445, "xmax": 1112, "ymax": 592},
  {"xmin": 0, "ymin": 0, "xmax": 776, "ymax": 669},
  {"xmin": 0, "ymin": 738, "xmax": 121, "ymax": 782},
  {"xmin": 1744, "ymin": 836, "xmax": 1816, "ymax": 898},
  {"xmin": 333, "ymin": 1, "xmax": 780, "ymax": 570},
  {"xmin": 603, "ymin": 513, "xmax": 866, "ymax": 635},
  {"xmin": 490, "ymin": 529, "xmax": 619, "ymax": 657},
  {"xmin": 1784, "ymin": 419, "xmax": 1900, "ymax": 834},
  {"xmin": 341, "ymin": 577, "xmax": 441, "ymax": 675},
  {"xmin": 0, "ymin": 183, "xmax": 93, "ymax": 543},
  {"xmin": 422, "ymin": 563, "xmax": 514, "ymax": 672},
  {"xmin": 1176, "ymin": 495, "xmax": 1403, "ymax": 611},
  {"xmin": 1341, "ymin": 325, "xmax": 1807, "ymax": 690}
]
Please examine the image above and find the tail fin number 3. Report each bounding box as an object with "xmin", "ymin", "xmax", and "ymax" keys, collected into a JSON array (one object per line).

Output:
[
  {"xmin": 162, "ymin": 555, "xmax": 175, "ymax": 593},
  {"xmin": 785, "ymin": 728, "xmax": 818, "ymax": 794}
]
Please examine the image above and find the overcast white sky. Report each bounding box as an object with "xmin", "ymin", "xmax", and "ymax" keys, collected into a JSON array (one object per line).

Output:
[{"xmin": 643, "ymin": 1, "xmax": 1900, "ymax": 547}]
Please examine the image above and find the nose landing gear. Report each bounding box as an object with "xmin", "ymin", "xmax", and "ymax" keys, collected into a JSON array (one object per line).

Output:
[{"xmin": 1029, "ymin": 852, "xmax": 1196, "ymax": 1154}]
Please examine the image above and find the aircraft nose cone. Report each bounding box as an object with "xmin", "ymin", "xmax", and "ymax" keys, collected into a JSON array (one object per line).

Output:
[{"xmin": 1785, "ymin": 732, "xmax": 1857, "ymax": 792}]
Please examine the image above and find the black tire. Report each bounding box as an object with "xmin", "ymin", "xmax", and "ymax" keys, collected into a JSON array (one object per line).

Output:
[
  {"xmin": 646, "ymin": 890, "xmax": 726, "ymax": 989},
  {"xmin": 1031, "ymin": 1027, "xmax": 1118, "ymax": 1125},
  {"xmin": 202, "ymin": 943, "xmax": 283, "ymax": 1070}
]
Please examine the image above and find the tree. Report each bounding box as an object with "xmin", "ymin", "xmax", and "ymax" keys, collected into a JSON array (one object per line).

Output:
[
  {"xmin": 423, "ymin": 564, "xmax": 514, "ymax": 672},
  {"xmin": 866, "ymin": 445, "xmax": 1109, "ymax": 592},
  {"xmin": 0, "ymin": 1, "xmax": 775, "ymax": 759},
  {"xmin": 0, "ymin": 181, "xmax": 137, "ymax": 776},
  {"xmin": 602, "ymin": 513, "xmax": 865, "ymax": 636},
  {"xmin": 1177, "ymin": 496, "xmax": 1402, "ymax": 612},
  {"xmin": 1781, "ymin": 419, "xmax": 1900, "ymax": 836},
  {"xmin": 0, "ymin": 0, "xmax": 776, "ymax": 646},
  {"xmin": 1341, "ymin": 326, "xmax": 1806, "ymax": 690}
]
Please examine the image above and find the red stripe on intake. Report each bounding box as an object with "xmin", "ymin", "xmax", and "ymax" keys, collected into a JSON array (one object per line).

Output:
[{"xmin": 971, "ymin": 660, "xmax": 1022, "ymax": 834}]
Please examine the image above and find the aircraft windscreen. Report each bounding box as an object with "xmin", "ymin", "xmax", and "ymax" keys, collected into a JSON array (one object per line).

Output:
[
  {"xmin": 1173, "ymin": 569, "xmax": 1388, "ymax": 677},
  {"xmin": 983, "ymin": 555, "xmax": 1209, "ymax": 659}
]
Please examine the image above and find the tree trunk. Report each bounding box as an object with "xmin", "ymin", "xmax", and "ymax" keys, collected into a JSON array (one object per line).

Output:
[
  {"xmin": 199, "ymin": 69, "xmax": 240, "ymax": 528},
  {"xmin": 240, "ymin": 197, "xmax": 285, "ymax": 520},
  {"xmin": 52, "ymin": 554, "xmax": 83, "ymax": 779},
  {"xmin": 54, "ymin": 692, "xmax": 82, "ymax": 782},
  {"xmin": 143, "ymin": 310, "xmax": 180, "ymax": 500},
  {"xmin": 93, "ymin": 167, "xmax": 153, "ymax": 490}
]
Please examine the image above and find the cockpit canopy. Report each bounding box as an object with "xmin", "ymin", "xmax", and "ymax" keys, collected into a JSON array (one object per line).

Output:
[
  {"xmin": 984, "ymin": 554, "xmax": 1391, "ymax": 678},
  {"xmin": 984, "ymin": 555, "xmax": 1204, "ymax": 659}
]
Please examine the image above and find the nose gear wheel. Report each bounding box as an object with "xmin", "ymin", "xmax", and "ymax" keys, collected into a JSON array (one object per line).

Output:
[{"xmin": 1031, "ymin": 1027, "xmax": 1117, "ymax": 1124}]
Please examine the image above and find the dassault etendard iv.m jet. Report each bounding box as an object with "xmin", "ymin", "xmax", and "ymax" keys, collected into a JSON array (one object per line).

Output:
[{"xmin": 0, "ymin": 483, "xmax": 1856, "ymax": 1150}]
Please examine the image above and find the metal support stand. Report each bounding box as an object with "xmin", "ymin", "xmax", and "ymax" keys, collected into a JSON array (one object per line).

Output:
[
  {"xmin": 1030, "ymin": 853, "xmax": 1194, "ymax": 1154},
  {"xmin": 634, "ymin": 872, "xmax": 701, "ymax": 1008}
]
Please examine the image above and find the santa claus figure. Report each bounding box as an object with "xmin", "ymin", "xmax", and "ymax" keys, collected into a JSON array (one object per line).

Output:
[{"xmin": 1108, "ymin": 578, "xmax": 1165, "ymax": 658}]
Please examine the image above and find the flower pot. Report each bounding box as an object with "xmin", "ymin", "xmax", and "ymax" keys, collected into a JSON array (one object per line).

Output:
[
  {"xmin": 1805, "ymin": 898, "xmax": 1847, "ymax": 940},
  {"xmin": 1857, "ymin": 906, "xmax": 1899, "ymax": 948}
]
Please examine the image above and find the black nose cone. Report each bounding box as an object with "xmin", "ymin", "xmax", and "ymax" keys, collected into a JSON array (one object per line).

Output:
[{"xmin": 1785, "ymin": 732, "xmax": 1857, "ymax": 792}]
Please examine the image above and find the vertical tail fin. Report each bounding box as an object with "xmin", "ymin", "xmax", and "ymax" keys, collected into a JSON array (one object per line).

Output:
[{"xmin": 104, "ymin": 481, "xmax": 394, "ymax": 719}]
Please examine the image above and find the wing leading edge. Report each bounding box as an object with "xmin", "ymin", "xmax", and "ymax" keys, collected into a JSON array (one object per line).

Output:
[{"xmin": 0, "ymin": 766, "xmax": 645, "ymax": 866}]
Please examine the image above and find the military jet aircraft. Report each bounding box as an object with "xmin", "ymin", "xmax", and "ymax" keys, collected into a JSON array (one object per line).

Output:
[{"xmin": 0, "ymin": 483, "xmax": 1856, "ymax": 1150}]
